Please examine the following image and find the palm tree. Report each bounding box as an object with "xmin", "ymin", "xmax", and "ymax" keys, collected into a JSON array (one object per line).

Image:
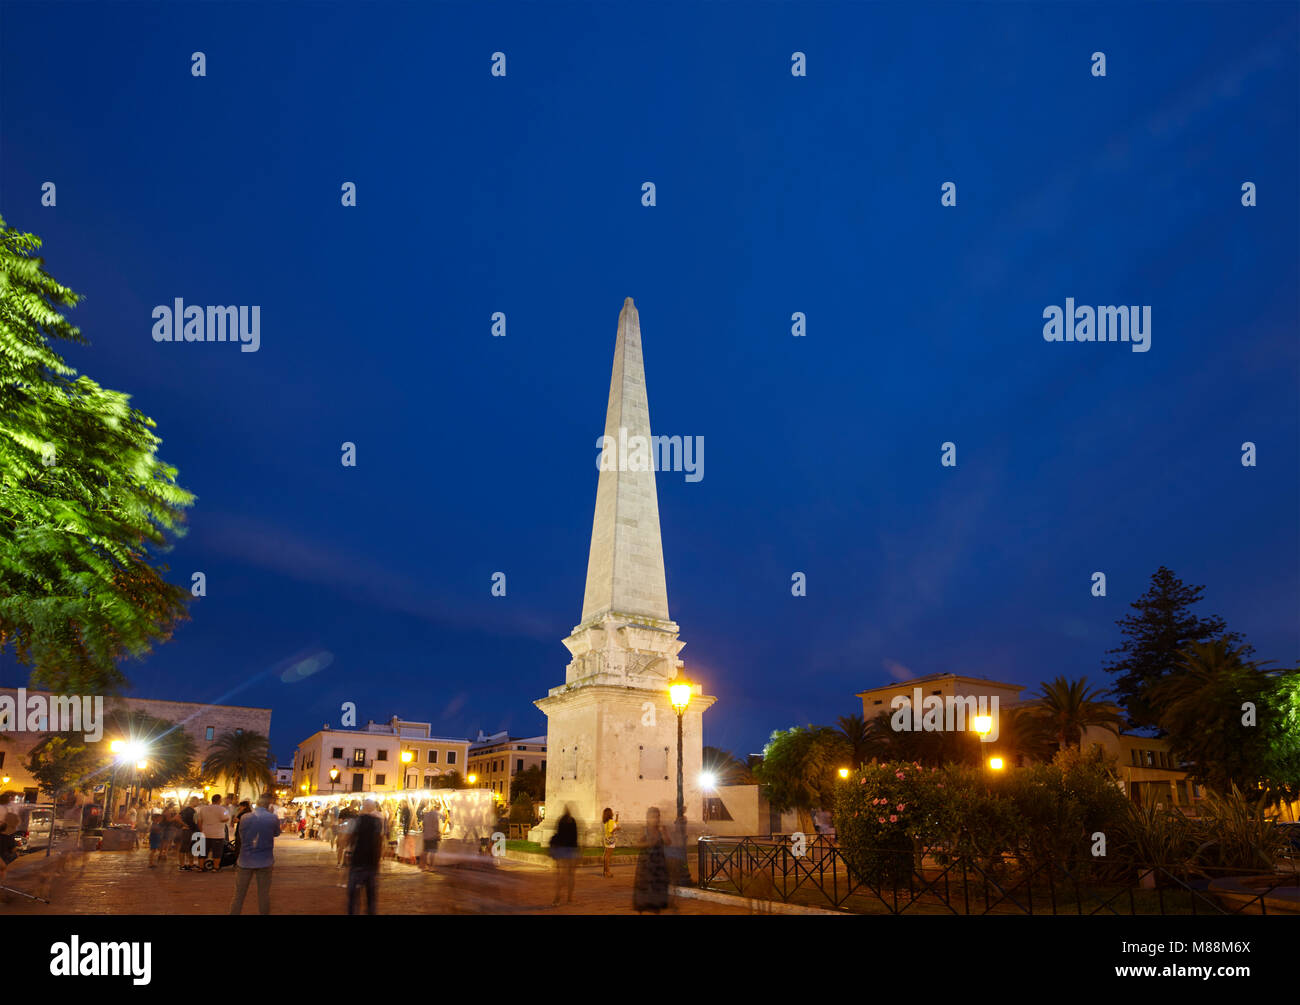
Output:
[
  {"xmin": 99, "ymin": 708, "xmax": 197, "ymax": 806},
  {"xmin": 1000, "ymin": 705, "xmax": 1058, "ymax": 765},
  {"xmin": 1029, "ymin": 676, "xmax": 1123, "ymax": 750},
  {"xmin": 202, "ymin": 730, "xmax": 273, "ymax": 801},
  {"xmin": 836, "ymin": 713, "xmax": 872, "ymax": 770},
  {"xmin": 1149, "ymin": 640, "xmax": 1284, "ymax": 797},
  {"xmin": 702, "ymin": 746, "xmax": 755, "ymax": 785}
]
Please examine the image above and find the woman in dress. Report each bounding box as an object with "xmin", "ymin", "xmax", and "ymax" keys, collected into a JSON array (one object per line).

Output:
[{"xmin": 632, "ymin": 806, "xmax": 671, "ymax": 913}]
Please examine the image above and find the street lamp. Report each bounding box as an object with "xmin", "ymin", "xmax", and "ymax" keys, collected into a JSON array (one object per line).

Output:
[
  {"xmin": 988, "ymin": 756, "xmax": 1005, "ymax": 771},
  {"xmin": 972, "ymin": 715, "xmax": 993, "ymax": 737},
  {"xmin": 329, "ymin": 766, "xmax": 339, "ymax": 794},
  {"xmin": 467, "ymin": 774, "xmax": 477, "ymax": 786},
  {"xmin": 400, "ymin": 749, "xmax": 413, "ymax": 791},
  {"xmin": 669, "ymin": 674, "xmax": 692, "ymax": 875},
  {"xmin": 838, "ymin": 767, "xmax": 850, "ymax": 779}
]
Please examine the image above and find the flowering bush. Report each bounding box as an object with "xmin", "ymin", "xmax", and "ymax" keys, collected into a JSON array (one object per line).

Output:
[{"xmin": 833, "ymin": 752, "xmax": 1128, "ymax": 885}]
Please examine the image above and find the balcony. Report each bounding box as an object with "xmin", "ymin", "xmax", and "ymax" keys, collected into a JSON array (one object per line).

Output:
[{"xmin": 342, "ymin": 759, "xmax": 372, "ymax": 770}]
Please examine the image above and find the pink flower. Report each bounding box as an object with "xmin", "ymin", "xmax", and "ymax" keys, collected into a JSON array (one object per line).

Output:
[
  {"xmin": 878, "ymin": 817, "xmax": 886, "ymax": 824},
  {"xmin": 889, "ymin": 815, "xmax": 898, "ymax": 823},
  {"xmin": 897, "ymin": 803, "xmax": 906, "ymax": 811},
  {"xmin": 859, "ymin": 778, "xmax": 866, "ymax": 785},
  {"xmin": 895, "ymin": 771, "xmax": 905, "ymax": 780},
  {"xmin": 937, "ymin": 783, "xmax": 944, "ymax": 789}
]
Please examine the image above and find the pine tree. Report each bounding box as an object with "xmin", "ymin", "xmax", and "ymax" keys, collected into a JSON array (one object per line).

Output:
[
  {"xmin": 0, "ymin": 217, "xmax": 194, "ymax": 694},
  {"xmin": 1102, "ymin": 567, "xmax": 1250, "ymax": 732}
]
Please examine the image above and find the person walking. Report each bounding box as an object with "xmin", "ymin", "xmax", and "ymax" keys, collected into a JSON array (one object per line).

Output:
[
  {"xmin": 632, "ymin": 806, "xmax": 671, "ymax": 914},
  {"xmin": 229, "ymin": 793, "xmax": 281, "ymax": 915},
  {"xmin": 549, "ymin": 805, "xmax": 580, "ymax": 907},
  {"xmin": 601, "ymin": 807, "xmax": 621, "ymax": 878},
  {"xmin": 420, "ymin": 802, "xmax": 442, "ymax": 871},
  {"xmin": 347, "ymin": 799, "xmax": 384, "ymax": 915}
]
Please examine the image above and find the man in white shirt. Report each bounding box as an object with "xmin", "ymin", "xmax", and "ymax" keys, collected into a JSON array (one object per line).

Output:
[{"xmin": 194, "ymin": 794, "xmax": 231, "ymax": 872}]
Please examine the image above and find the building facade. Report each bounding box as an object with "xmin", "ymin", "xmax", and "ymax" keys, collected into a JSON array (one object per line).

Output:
[
  {"xmin": 856, "ymin": 673, "xmax": 1026, "ymax": 725},
  {"xmin": 292, "ymin": 717, "xmax": 469, "ymax": 796},
  {"xmin": 0, "ymin": 687, "xmax": 272, "ymax": 803},
  {"xmin": 467, "ymin": 730, "xmax": 546, "ymax": 803}
]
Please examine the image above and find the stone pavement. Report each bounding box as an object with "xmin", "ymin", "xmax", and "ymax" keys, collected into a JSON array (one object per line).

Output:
[{"xmin": 0, "ymin": 835, "xmax": 750, "ymax": 915}]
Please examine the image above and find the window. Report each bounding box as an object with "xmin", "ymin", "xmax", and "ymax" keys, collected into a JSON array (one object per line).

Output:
[
  {"xmin": 447, "ymin": 751, "xmax": 457, "ymax": 765},
  {"xmin": 205, "ymin": 726, "xmax": 214, "ymax": 741},
  {"xmin": 931, "ymin": 690, "xmax": 942, "ymax": 696},
  {"xmin": 375, "ymin": 774, "xmax": 386, "ymax": 786},
  {"xmin": 377, "ymin": 750, "xmax": 388, "ymax": 761},
  {"xmin": 516, "ymin": 758, "xmax": 524, "ymax": 772},
  {"xmin": 1131, "ymin": 749, "xmax": 1139, "ymax": 766},
  {"xmin": 424, "ymin": 775, "xmax": 435, "ymax": 788},
  {"xmin": 873, "ymin": 699, "xmax": 883, "ymax": 705},
  {"xmin": 428, "ymin": 750, "xmax": 438, "ymax": 764},
  {"xmin": 542, "ymin": 760, "xmax": 546, "ymax": 772},
  {"xmin": 332, "ymin": 747, "xmax": 343, "ymax": 759},
  {"xmin": 0, "ymin": 752, "xmax": 5, "ymax": 768},
  {"xmin": 1144, "ymin": 750, "xmax": 1154, "ymax": 767},
  {"xmin": 353, "ymin": 749, "xmax": 366, "ymax": 765}
]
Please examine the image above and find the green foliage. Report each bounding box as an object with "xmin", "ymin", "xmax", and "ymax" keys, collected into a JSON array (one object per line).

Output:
[
  {"xmin": 862, "ymin": 710, "xmax": 982, "ymax": 767},
  {"xmin": 25, "ymin": 733, "xmax": 103, "ymax": 797},
  {"xmin": 833, "ymin": 751, "xmax": 1130, "ymax": 885},
  {"xmin": 1027, "ymin": 676, "xmax": 1123, "ymax": 748},
  {"xmin": 753, "ymin": 725, "xmax": 851, "ymax": 833},
  {"xmin": 835, "ymin": 714, "xmax": 872, "ymax": 770},
  {"xmin": 510, "ymin": 764, "xmax": 544, "ymax": 801},
  {"xmin": 1150, "ymin": 641, "xmax": 1299, "ymax": 804},
  {"xmin": 201, "ymin": 730, "xmax": 272, "ymax": 798},
  {"xmin": 508, "ymin": 792, "xmax": 535, "ymax": 825},
  {"xmin": 1103, "ymin": 567, "xmax": 1250, "ymax": 732},
  {"xmin": 99, "ymin": 707, "xmax": 196, "ymax": 792},
  {"xmin": 0, "ymin": 217, "xmax": 194, "ymax": 694}
]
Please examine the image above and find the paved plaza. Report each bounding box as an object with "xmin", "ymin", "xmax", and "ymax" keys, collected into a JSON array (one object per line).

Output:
[{"xmin": 0, "ymin": 836, "xmax": 750, "ymax": 915}]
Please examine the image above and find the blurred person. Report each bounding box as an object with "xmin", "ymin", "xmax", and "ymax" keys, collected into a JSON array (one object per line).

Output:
[
  {"xmin": 147, "ymin": 813, "xmax": 164, "ymax": 868},
  {"xmin": 549, "ymin": 805, "xmax": 579, "ymax": 907},
  {"xmin": 347, "ymin": 798, "xmax": 384, "ymax": 915},
  {"xmin": 195, "ymin": 794, "xmax": 231, "ymax": 872},
  {"xmin": 0, "ymin": 813, "xmax": 19, "ymax": 889},
  {"xmin": 421, "ymin": 801, "xmax": 442, "ymax": 871},
  {"xmin": 336, "ymin": 802, "xmax": 357, "ymax": 868},
  {"xmin": 178, "ymin": 796, "xmax": 201, "ymax": 872},
  {"xmin": 632, "ymin": 806, "xmax": 671, "ymax": 914},
  {"xmin": 229, "ymin": 792, "xmax": 281, "ymax": 915},
  {"xmin": 601, "ymin": 807, "xmax": 621, "ymax": 878}
]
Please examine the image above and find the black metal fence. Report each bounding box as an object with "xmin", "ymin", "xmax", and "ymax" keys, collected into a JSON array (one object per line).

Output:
[{"xmin": 696, "ymin": 836, "xmax": 1299, "ymax": 915}]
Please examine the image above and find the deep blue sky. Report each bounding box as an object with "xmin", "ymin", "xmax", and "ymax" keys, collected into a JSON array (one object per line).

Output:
[{"xmin": 2, "ymin": 2, "xmax": 1296, "ymax": 766}]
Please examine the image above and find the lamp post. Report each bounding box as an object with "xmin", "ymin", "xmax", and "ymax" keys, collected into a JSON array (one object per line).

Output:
[
  {"xmin": 669, "ymin": 675, "xmax": 692, "ymax": 879},
  {"xmin": 400, "ymin": 749, "xmax": 413, "ymax": 791},
  {"xmin": 329, "ymin": 766, "xmax": 339, "ymax": 794}
]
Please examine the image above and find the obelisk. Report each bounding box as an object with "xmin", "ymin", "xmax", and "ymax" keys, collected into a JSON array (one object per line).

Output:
[{"xmin": 529, "ymin": 298, "xmax": 714, "ymax": 846}]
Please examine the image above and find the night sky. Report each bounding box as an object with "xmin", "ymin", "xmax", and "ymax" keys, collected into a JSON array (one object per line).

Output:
[{"xmin": 1, "ymin": 2, "xmax": 1296, "ymax": 766}]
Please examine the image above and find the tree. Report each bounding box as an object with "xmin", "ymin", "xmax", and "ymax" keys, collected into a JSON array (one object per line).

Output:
[
  {"xmin": 510, "ymin": 764, "xmax": 545, "ymax": 801},
  {"xmin": 25, "ymin": 733, "xmax": 103, "ymax": 800},
  {"xmin": 99, "ymin": 707, "xmax": 197, "ymax": 801},
  {"xmin": 1103, "ymin": 567, "xmax": 1250, "ymax": 731},
  {"xmin": 862, "ymin": 710, "xmax": 979, "ymax": 767},
  {"xmin": 753, "ymin": 726, "xmax": 850, "ymax": 833},
  {"xmin": 1149, "ymin": 641, "xmax": 1299, "ymax": 804},
  {"xmin": 202, "ymin": 730, "xmax": 272, "ymax": 800},
  {"xmin": 702, "ymin": 746, "xmax": 755, "ymax": 785},
  {"xmin": 1028, "ymin": 676, "xmax": 1123, "ymax": 750},
  {"xmin": 0, "ymin": 217, "xmax": 195, "ymax": 694},
  {"xmin": 836, "ymin": 713, "xmax": 872, "ymax": 770}
]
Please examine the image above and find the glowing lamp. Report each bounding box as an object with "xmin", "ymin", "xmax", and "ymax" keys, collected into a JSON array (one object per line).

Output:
[
  {"xmin": 669, "ymin": 680, "xmax": 692, "ymax": 712},
  {"xmin": 989, "ymin": 757, "xmax": 1005, "ymax": 771},
  {"xmin": 972, "ymin": 715, "xmax": 993, "ymax": 736}
]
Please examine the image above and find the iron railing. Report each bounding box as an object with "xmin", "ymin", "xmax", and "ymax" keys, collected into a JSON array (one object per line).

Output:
[{"xmin": 696, "ymin": 836, "xmax": 1299, "ymax": 915}]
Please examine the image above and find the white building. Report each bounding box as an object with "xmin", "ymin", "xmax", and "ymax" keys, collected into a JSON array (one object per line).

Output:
[{"xmin": 292, "ymin": 717, "xmax": 469, "ymax": 796}]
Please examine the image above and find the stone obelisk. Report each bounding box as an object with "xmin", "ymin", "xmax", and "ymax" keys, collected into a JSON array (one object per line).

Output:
[{"xmin": 529, "ymin": 298, "xmax": 714, "ymax": 846}]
